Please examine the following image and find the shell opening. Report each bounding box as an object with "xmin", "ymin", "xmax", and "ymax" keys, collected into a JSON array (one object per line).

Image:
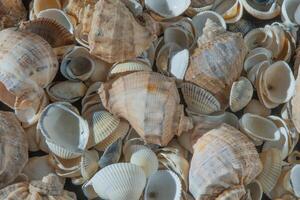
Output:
[{"xmin": 67, "ymin": 56, "xmax": 93, "ymax": 76}]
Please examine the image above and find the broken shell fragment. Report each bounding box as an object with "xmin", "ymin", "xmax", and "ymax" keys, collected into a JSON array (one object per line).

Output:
[
  {"xmin": 99, "ymin": 138, "xmax": 122, "ymax": 168},
  {"xmin": 245, "ymin": 180, "xmax": 263, "ymax": 200},
  {"xmin": 80, "ymin": 150, "xmax": 99, "ymax": 181}
]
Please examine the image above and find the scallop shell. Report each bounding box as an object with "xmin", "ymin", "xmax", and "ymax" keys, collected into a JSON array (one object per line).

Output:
[
  {"xmin": 281, "ymin": 0, "xmax": 300, "ymax": 27},
  {"xmin": 46, "ymin": 81, "xmax": 87, "ymax": 103},
  {"xmin": 290, "ymin": 164, "xmax": 300, "ymax": 197},
  {"xmin": 189, "ymin": 124, "xmax": 262, "ymax": 199},
  {"xmin": 229, "ymin": 77, "xmax": 253, "ymax": 112},
  {"xmin": 33, "ymin": 0, "xmax": 61, "ymax": 15},
  {"xmin": 240, "ymin": 0, "xmax": 280, "ymax": 20},
  {"xmin": 0, "ymin": 111, "xmax": 28, "ymax": 189},
  {"xmin": 19, "ymin": 18, "xmax": 74, "ymax": 48},
  {"xmin": 130, "ymin": 148, "xmax": 159, "ymax": 178},
  {"xmin": 181, "ymin": 82, "xmax": 221, "ymax": 115},
  {"xmin": 0, "ymin": 0, "xmax": 27, "ymax": 30},
  {"xmin": 257, "ymin": 148, "xmax": 282, "ymax": 194},
  {"xmin": 0, "ymin": 29, "xmax": 58, "ymax": 124},
  {"xmin": 245, "ymin": 180, "xmax": 263, "ymax": 200},
  {"xmin": 185, "ymin": 19, "xmax": 247, "ymax": 108},
  {"xmin": 38, "ymin": 102, "xmax": 89, "ymax": 159},
  {"xmin": 123, "ymin": 138, "xmax": 147, "ymax": 161},
  {"xmin": 86, "ymin": 163, "xmax": 146, "ymax": 200},
  {"xmin": 80, "ymin": 150, "xmax": 99, "ymax": 180},
  {"xmin": 99, "ymin": 71, "xmax": 193, "ymax": 146},
  {"xmin": 99, "ymin": 138, "xmax": 122, "ymax": 168},
  {"xmin": 145, "ymin": 170, "xmax": 182, "ymax": 200},
  {"xmin": 88, "ymin": 0, "xmax": 155, "ymax": 63}
]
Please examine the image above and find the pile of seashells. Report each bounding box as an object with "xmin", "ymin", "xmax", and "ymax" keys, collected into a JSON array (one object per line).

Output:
[{"xmin": 1, "ymin": 0, "xmax": 300, "ymax": 199}]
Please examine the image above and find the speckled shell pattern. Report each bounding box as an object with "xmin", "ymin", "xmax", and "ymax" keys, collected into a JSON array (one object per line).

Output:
[
  {"xmin": 99, "ymin": 71, "xmax": 193, "ymax": 146},
  {"xmin": 189, "ymin": 124, "xmax": 262, "ymax": 200},
  {"xmin": 185, "ymin": 20, "xmax": 248, "ymax": 108},
  {"xmin": 88, "ymin": 0, "xmax": 155, "ymax": 63},
  {"xmin": 0, "ymin": 0, "xmax": 27, "ymax": 30},
  {"xmin": 0, "ymin": 111, "xmax": 28, "ymax": 189}
]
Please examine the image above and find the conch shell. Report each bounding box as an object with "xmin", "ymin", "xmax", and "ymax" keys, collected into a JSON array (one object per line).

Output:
[
  {"xmin": 99, "ymin": 71, "xmax": 193, "ymax": 146},
  {"xmin": 185, "ymin": 19, "xmax": 247, "ymax": 108},
  {"xmin": 88, "ymin": 0, "xmax": 156, "ymax": 63},
  {"xmin": 0, "ymin": 0, "xmax": 27, "ymax": 30},
  {"xmin": 189, "ymin": 124, "xmax": 262, "ymax": 200}
]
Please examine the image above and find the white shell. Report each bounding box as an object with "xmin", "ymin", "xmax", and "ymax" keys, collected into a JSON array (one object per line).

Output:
[
  {"xmin": 156, "ymin": 43, "xmax": 181, "ymax": 75},
  {"xmin": 130, "ymin": 148, "xmax": 159, "ymax": 178},
  {"xmin": 229, "ymin": 76, "xmax": 253, "ymax": 112},
  {"xmin": 169, "ymin": 49, "xmax": 189, "ymax": 80},
  {"xmin": 144, "ymin": 170, "xmax": 182, "ymax": 200},
  {"xmin": 244, "ymin": 47, "xmax": 272, "ymax": 73},
  {"xmin": 86, "ymin": 163, "xmax": 146, "ymax": 200},
  {"xmin": 295, "ymin": 4, "xmax": 300, "ymax": 25},
  {"xmin": 245, "ymin": 180, "xmax": 263, "ymax": 200},
  {"xmin": 281, "ymin": 0, "xmax": 300, "ymax": 27},
  {"xmin": 123, "ymin": 138, "xmax": 147, "ymax": 161},
  {"xmin": 241, "ymin": 0, "xmax": 280, "ymax": 20},
  {"xmin": 257, "ymin": 148, "xmax": 282, "ymax": 194},
  {"xmin": 290, "ymin": 164, "xmax": 300, "ymax": 197},
  {"xmin": 81, "ymin": 150, "xmax": 99, "ymax": 180},
  {"xmin": 239, "ymin": 113, "xmax": 281, "ymax": 146}
]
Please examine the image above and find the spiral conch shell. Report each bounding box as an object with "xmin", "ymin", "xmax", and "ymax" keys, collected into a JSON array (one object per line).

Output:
[
  {"xmin": 99, "ymin": 71, "xmax": 193, "ymax": 146},
  {"xmin": 0, "ymin": 0, "xmax": 27, "ymax": 30},
  {"xmin": 185, "ymin": 19, "xmax": 247, "ymax": 108},
  {"xmin": 88, "ymin": 0, "xmax": 156, "ymax": 63},
  {"xmin": 189, "ymin": 124, "xmax": 262, "ymax": 200}
]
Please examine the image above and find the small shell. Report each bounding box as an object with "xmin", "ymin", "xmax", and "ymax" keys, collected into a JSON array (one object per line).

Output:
[
  {"xmin": 46, "ymin": 81, "xmax": 87, "ymax": 103},
  {"xmin": 228, "ymin": 19, "xmax": 256, "ymax": 36},
  {"xmin": 81, "ymin": 150, "xmax": 99, "ymax": 180},
  {"xmin": 144, "ymin": 170, "xmax": 182, "ymax": 200},
  {"xmin": 123, "ymin": 138, "xmax": 147, "ymax": 161},
  {"xmin": 169, "ymin": 49, "xmax": 190, "ymax": 80},
  {"xmin": 240, "ymin": 0, "xmax": 280, "ymax": 20},
  {"xmin": 33, "ymin": 0, "xmax": 61, "ymax": 15},
  {"xmin": 244, "ymin": 47, "xmax": 272, "ymax": 73},
  {"xmin": 229, "ymin": 77, "xmax": 253, "ymax": 112},
  {"xmin": 257, "ymin": 148, "xmax": 282, "ymax": 194},
  {"xmin": 221, "ymin": 0, "xmax": 243, "ymax": 24},
  {"xmin": 244, "ymin": 99, "xmax": 271, "ymax": 117},
  {"xmin": 290, "ymin": 164, "xmax": 300, "ymax": 197},
  {"xmin": 99, "ymin": 138, "xmax": 122, "ymax": 168},
  {"xmin": 281, "ymin": 0, "xmax": 300, "ymax": 27},
  {"xmin": 164, "ymin": 27, "xmax": 190, "ymax": 49},
  {"xmin": 50, "ymin": 154, "xmax": 81, "ymax": 171},
  {"xmin": 245, "ymin": 180, "xmax": 263, "ymax": 200},
  {"xmin": 181, "ymin": 82, "xmax": 221, "ymax": 114},
  {"xmin": 130, "ymin": 148, "xmax": 159, "ymax": 177},
  {"xmin": 288, "ymin": 151, "xmax": 300, "ymax": 164}
]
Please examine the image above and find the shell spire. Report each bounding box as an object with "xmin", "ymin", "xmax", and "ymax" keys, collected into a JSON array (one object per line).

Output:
[{"xmin": 197, "ymin": 19, "xmax": 226, "ymax": 45}]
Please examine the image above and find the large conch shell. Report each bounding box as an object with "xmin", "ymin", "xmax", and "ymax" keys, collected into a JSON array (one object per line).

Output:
[
  {"xmin": 185, "ymin": 19, "xmax": 247, "ymax": 108},
  {"xmin": 99, "ymin": 71, "xmax": 193, "ymax": 146},
  {"xmin": 0, "ymin": 111, "xmax": 28, "ymax": 189},
  {"xmin": 0, "ymin": 173, "xmax": 77, "ymax": 199},
  {"xmin": 88, "ymin": 0, "xmax": 156, "ymax": 63},
  {"xmin": 189, "ymin": 124, "xmax": 262, "ymax": 200},
  {"xmin": 0, "ymin": 29, "xmax": 58, "ymax": 125},
  {"xmin": 0, "ymin": 0, "xmax": 27, "ymax": 30}
]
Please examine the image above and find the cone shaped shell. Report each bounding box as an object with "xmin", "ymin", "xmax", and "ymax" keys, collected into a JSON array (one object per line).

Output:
[{"xmin": 230, "ymin": 77, "xmax": 253, "ymax": 112}]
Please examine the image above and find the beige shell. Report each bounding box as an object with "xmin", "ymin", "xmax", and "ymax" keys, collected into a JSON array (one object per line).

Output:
[
  {"xmin": 0, "ymin": 0, "xmax": 27, "ymax": 30},
  {"xmin": 245, "ymin": 180, "xmax": 263, "ymax": 200},
  {"xmin": 244, "ymin": 99, "xmax": 271, "ymax": 117},
  {"xmin": 99, "ymin": 71, "xmax": 193, "ymax": 146},
  {"xmin": 189, "ymin": 124, "xmax": 262, "ymax": 200},
  {"xmin": 0, "ymin": 29, "xmax": 58, "ymax": 125},
  {"xmin": 33, "ymin": 0, "xmax": 61, "ymax": 15},
  {"xmin": 88, "ymin": 0, "xmax": 155, "ymax": 63},
  {"xmin": 80, "ymin": 150, "xmax": 99, "ymax": 180},
  {"xmin": 291, "ymin": 70, "xmax": 300, "ymax": 133},
  {"xmin": 0, "ymin": 111, "xmax": 28, "ymax": 189},
  {"xmin": 185, "ymin": 19, "xmax": 247, "ymax": 108},
  {"xmin": 240, "ymin": 0, "xmax": 280, "ymax": 20}
]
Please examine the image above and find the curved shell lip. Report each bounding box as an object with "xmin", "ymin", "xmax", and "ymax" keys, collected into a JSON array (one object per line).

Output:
[
  {"xmin": 145, "ymin": 0, "xmax": 191, "ymax": 19},
  {"xmin": 291, "ymin": 164, "xmax": 300, "ymax": 197},
  {"xmin": 223, "ymin": 0, "xmax": 244, "ymax": 24},
  {"xmin": 241, "ymin": 0, "xmax": 280, "ymax": 20},
  {"xmin": 75, "ymin": 24, "xmax": 90, "ymax": 49},
  {"xmin": 281, "ymin": 0, "xmax": 300, "ymax": 27}
]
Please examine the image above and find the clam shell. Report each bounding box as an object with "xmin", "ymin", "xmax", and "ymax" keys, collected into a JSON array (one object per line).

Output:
[
  {"xmin": 257, "ymin": 148, "xmax": 282, "ymax": 194},
  {"xmin": 144, "ymin": 170, "xmax": 182, "ymax": 200},
  {"xmin": 181, "ymin": 82, "xmax": 221, "ymax": 115},
  {"xmin": 50, "ymin": 154, "xmax": 81, "ymax": 171},
  {"xmin": 222, "ymin": 0, "xmax": 243, "ymax": 24},
  {"xmin": 33, "ymin": 0, "xmax": 61, "ymax": 15},
  {"xmin": 46, "ymin": 81, "xmax": 87, "ymax": 103},
  {"xmin": 123, "ymin": 138, "xmax": 147, "ymax": 161},
  {"xmin": 164, "ymin": 27, "xmax": 190, "ymax": 49},
  {"xmin": 229, "ymin": 77, "xmax": 253, "ymax": 112},
  {"xmin": 244, "ymin": 28, "xmax": 273, "ymax": 51},
  {"xmin": 281, "ymin": 0, "xmax": 300, "ymax": 27},
  {"xmin": 99, "ymin": 138, "xmax": 122, "ymax": 168},
  {"xmin": 292, "ymin": 67, "xmax": 300, "ymax": 133},
  {"xmin": 290, "ymin": 164, "xmax": 300, "ymax": 197},
  {"xmin": 288, "ymin": 151, "xmax": 300, "ymax": 164},
  {"xmin": 245, "ymin": 180, "xmax": 263, "ymax": 200},
  {"xmin": 87, "ymin": 163, "xmax": 146, "ymax": 200},
  {"xmin": 241, "ymin": 0, "xmax": 280, "ymax": 20},
  {"xmin": 81, "ymin": 150, "xmax": 99, "ymax": 180},
  {"xmin": 244, "ymin": 47, "xmax": 272, "ymax": 73},
  {"xmin": 169, "ymin": 49, "xmax": 190, "ymax": 80},
  {"xmin": 130, "ymin": 148, "xmax": 159, "ymax": 177}
]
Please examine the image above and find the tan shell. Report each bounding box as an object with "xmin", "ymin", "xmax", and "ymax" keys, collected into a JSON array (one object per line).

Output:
[
  {"xmin": 0, "ymin": 111, "xmax": 28, "ymax": 189},
  {"xmin": 0, "ymin": 0, "xmax": 27, "ymax": 30},
  {"xmin": 88, "ymin": 0, "xmax": 156, "ymax": 63},
  {"xmin": 185, "ymin": 19, "xmax": 247, "ymax": 108},
  {"xmin": 99, "ymin": 71, "xmax": 193, "ymax": 146},
  {"xmin": 64, "ymin": 0, "xmax": 97, "ymax": 23},
  {"xmin": 33, "ymin": 0, "xmax": 61, "ymax": 15},
  {"xmin": 244, "ymin": 99, "xmax": 271, "ymax": 117},
  {"xmin": 189, "ymin": 124, "xmax": 262, "ymax": 200},
  {"xmin": 292, "ymin": 71, "xmax": 300, "ymax": 132}
]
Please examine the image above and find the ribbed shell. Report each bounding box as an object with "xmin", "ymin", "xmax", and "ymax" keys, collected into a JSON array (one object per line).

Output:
[
  {"xmin": 99, "ymin": 71, "xmax": 193, "ymax": 146},
  {"xmin": 185, "ymin": 19, "xmax": 247, "ymax": 108},
  {"xmin": 0, "ymin": 0, "xmax": 27, "ymax": 30},
  {"xmin": 189, "ymin": 124, "xmax": 262, "ymax": 200},
  {"xmin": 0, "ymin": 111, "xmax": 28, "ymax": 189},
  {"xmin": 88, "ymin": 0, "xmax": 155, "ymax": 63},
  {"xmin": 130, "ymin": 148, "xmax": 158, "ymax": 177}
]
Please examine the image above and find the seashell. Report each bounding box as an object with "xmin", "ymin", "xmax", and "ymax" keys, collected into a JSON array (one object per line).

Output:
[
  {"xmin": 292, "ymin": 71, "xmax": 300, "ymax": 133},
  {"xmin": 145, "ymin": 0, "xmax": 191, "ymax": 19},
  {"xmin": 123, "ymin": 138, "xmax": 147, "ymax": 161},
  {"xmin": 33, "ymin": 0, "xmax": 61, "ymax": 16},
  {"xmin": 37, "ymin": 8, "xmax": 74, "ymax": 33},
  {"xmin": 244, "ymin": 28, "xmax": 273, "ymax": 51},
  {"xmin": 0, "ymin": 29, "xmax": 58, "ymax": 125},
  {"xmin": 19, "ymin": 18, "xmax": 74, "ymax": 48},
  {"xmin": 216, "ymin": 185, "xmax": 247, "ymax": 200},
  {"xmin": 288, "ymin": 151, "xmax": 300, "ymax": 164},
  {"xmin": 130, "ymin": 148, "xmax": 159, "ymax": 178},
  {"xmin": 281, "ymin": 0, "xmax": 300, "ymax": 27},
  {"xmin": 222, "ymin": 0, "xmax": 244, "ymax": 24},
  {"xmin": 87, "ymin": 58, "xmax": 111, "ymax": 83},
  {"xmin": 144, "ymin": 170, "xmax": 182, "ymax": 200},
  {"xmin": 99, "ymin": 71, "xmax": 193, "ymax": 146},
  {"xmin": 181, "ymin": 82, "xmax": 221, "ymax": 114},
  {"xmin": 99, "ymin": 138, "xmax": 122, "ymax": 168},
  {"xmin": 85, "ymin": 163, "xmax": 146, "ymax": 200},
  {"xmin": 192, "ymin": 11, "xmax": 226, "ymax": 37},
  {"xmin": 247, "ymin": 59, "xmax": 269, "ymax": 86},
  {"xmin": 169, "ymin": 49, "xmax": 190, "ymax": 80},
  {"xmin": 50, "ymin": 154, "xmax": 81, "ymax": 171},
  {"xmin": 0, "ymin": 111, "xmax": 28, "ymax": 189},
  {"xmin": 228, "ymin": 19, "xmax": 256, "ymax": 36},
  {"xmin": 0, "ymin": 0, "xmax": 27, "ymax": 30},
  {"xmin": 257, "ymin": 148, "xmax": 282, "ymax": 194},
  {"xmin": 185, "ymin": 19, "xmax": 247, "ymax": 108},
  {"xmin": 241, "ymin": 0, "xmax": 280, "ymax": 20},
  {"xmin": 81, "ymin": 150, "xmax": 99, "ymax": 180},
  {"xmin": 186, "ymin": 0, "xmax": 214, "ymax": 17},
  {"xmin": 189, "ymin": 124, "xmax": 262, "ymax": 199},
  {"xmin": 290, "ymin": 164, "xmax": 300, "ymax": 197},
  {"xmin": 38, "ymin": 102, "xmax": 89, "ymax": 159},
  {"xmin": 88, "ymin": 0, "xmax": 155, "ymax": 63},
  {"xmin": 24, "ymin": 123, "xmax": 40, "ymax": 152},
  {"xmin": 60, "ymin": 46, "xmax": 95, "ymax": 81},
  {"xmin": 245, "ymin": 180, "xmax": 263, "ymax": 200},
  {"xmin": 244, "ymin": 47, "xmax": 272, "ymax": 73},
  {"xmin": 46, "ymin": 81, "xmax": 87, "ymax": 103},
  {"xmin": 239, "ymin": 113, "xmax": 281, "ymax": 145},
  {"xmin": 164, "ymin": 27, "xmax": 190, "ymax": 49},
  {"xmin": 229, "ymin": 77, "xmax": 253, "ymax": 112}
]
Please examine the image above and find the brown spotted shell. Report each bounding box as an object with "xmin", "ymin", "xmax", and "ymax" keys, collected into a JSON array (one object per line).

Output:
[
  {"xmin": 0, "ymin": 111, "xmax": 28, "ymax": 189},
  {"xmin": 0, "ymin": 0, "xmax": 27, "ymax": 30}
]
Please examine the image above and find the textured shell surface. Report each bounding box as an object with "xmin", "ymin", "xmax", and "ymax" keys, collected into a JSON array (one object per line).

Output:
[
  {"xmin": 99, "ymin": 71, "xmax": 193, "ymax": 146},
  {"xmin": 189, "ymin": 124, "xmax": 262, "ymax": 200},
  {"xmin": 99, "ymin": 138, "xmax": 122, "ymax": 168},
  {"xmin": 0, "ymin": 0, "xmax": 27, "ymax": 30},
  {"xmin": 88, "ymin": 0, "xmax": 156, "ymax": 63},
  {"xmin": 185, "ymin": 19, "xmax": 247, "ymax": 108}
]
